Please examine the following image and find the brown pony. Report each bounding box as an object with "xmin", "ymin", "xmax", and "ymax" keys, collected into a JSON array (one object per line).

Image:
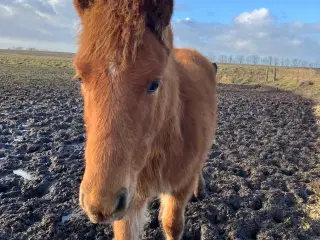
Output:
[{"xmin": 72, "ymin": 0, "xmax": 217, "ymax": 239}]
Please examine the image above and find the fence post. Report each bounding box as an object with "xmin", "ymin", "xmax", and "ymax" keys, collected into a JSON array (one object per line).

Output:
[
  {"xmin": 273, "ymin": 67, "xmax": 276, "ymax": 81},
  {"xmin": 265, "ymin": 68, "xmax": 268, "ymax": 81}
]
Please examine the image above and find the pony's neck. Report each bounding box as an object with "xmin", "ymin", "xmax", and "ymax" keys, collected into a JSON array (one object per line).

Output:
[
  {"xmin": 159, "ymin": 53, "xmax": 183, "ymax": 149},
  {"xmin": 162, "ymin": 25, "xmax": 179, "ymax": 119}
]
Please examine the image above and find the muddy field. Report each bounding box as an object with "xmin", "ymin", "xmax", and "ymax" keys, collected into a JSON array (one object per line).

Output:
[{"xmin": 0, "ymin": 62, "xmax": 319, "ymax": 240}]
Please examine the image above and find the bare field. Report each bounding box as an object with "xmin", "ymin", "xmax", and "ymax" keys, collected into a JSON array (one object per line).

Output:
[{"xmin": 0, "ymin": 52, "xmax": 319, "ymax": 239}]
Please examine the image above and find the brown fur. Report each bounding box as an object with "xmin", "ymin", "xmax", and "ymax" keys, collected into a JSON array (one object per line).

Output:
[{"xmin": 72, "ymin": 0, "xmax": 217, "ymax": 239}]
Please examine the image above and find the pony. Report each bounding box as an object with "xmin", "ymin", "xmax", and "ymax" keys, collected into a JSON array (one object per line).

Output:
[{"xmin": 72, "ymin": 0, "xmax": 217, "ymax": 239}]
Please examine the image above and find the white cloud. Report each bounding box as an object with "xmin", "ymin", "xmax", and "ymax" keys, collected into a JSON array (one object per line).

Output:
[
  {"xmin": 256, "ymin": 32, "xmax": 268, "ymax": 38},
  {"xmin": 0, "ymin": 4, "xmax": 14, "ymax": 16},
  {"xmin": 291, "ymin": 39, "xmax": 302, "ymax": 46},
  {"xmin": 234, "ymin": 8, "xmax": 275, "ymax": 26},
  {"xmin": 0, "ymin": 3, "xmax": 319, "ymax": 62},
  {"xmin": 235, "ymin": 40, "xmax": 251, "ymax": 49},
  {"xmin": 292, "ymin": 21, "xmax": 304, "ymax": 28}
]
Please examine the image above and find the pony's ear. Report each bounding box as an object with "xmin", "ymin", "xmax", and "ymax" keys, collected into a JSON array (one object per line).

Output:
[
  {"xmin": 73, "ymin": 0, "xmax": 95, "ymax": 17},
  {"xmin": 144, "ymin": 0, "xmax": 174, "ymax": 39}
]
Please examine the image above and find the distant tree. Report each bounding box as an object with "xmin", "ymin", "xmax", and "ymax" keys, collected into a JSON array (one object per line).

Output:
[
  {"xmin": 245, "ymin": 55, "xmax": 252, "ymax": 64},
  {"xmin": 252, "ymin": 55, "xmax": 260, "ymax": 65},
  {"xmin": 11, "ymin": 46, "xmax": 23, "ymax": 50},
  {"xmin": 236, "ymin": 55, "xmax": 245, "ymax": 64},
  {"xmin": 208, "ymin": 54, "xmax": 318, "ymax": 68},
  {"xmin": 284, "ymin": 58, "xmax": 290, "ymax": 67},
  {"xmin": 222, "ymin": 55, "xmax": 228, "ymax": 63},
  {"xmin": 210, "ymin": 55, "xmax": 216, "ymax": 61},
  {"xmin": 301, "ymin": 60, "xmax": 309, "ymax": 68},
  {"xmin": 292, "ymin": 58, "xmax": 299, "ymax": 67},
  {"xmin": 218, "ymin": 55, "xmax": 226, "ymax": 63},
  {"xmin": 261, "ymin": 56, "xmax": 269, "ymax": 65}
]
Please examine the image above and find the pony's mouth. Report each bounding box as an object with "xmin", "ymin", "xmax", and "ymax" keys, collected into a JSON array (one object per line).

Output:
[
  {"xmin": 79, "ymin": 185, "xmax": 136, "ymax": 225},
  {"xmin": 86, "ymin": 208, "xmax": 128, "ymax": 224},
  {"xmin": 90, "ymin": 193, "xmax": 134, "ymax": 225}
]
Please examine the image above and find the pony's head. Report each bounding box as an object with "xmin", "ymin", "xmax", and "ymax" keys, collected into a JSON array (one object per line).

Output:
[{"xmin": 73, "ymin": 0, "xmax": 174, "ymax": 223}]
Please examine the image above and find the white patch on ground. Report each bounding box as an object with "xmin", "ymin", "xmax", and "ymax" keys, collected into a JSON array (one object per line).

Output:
[
  {"xmin": 13, "ymin": 136, "xmax": 24, "ymax": 142},
  {"xmin": 13, "ymin": 169, "xmax": 35, "ymax": 180},
  {"xmin": 61, "ymin": 214, "xmax": 73, "ymax": 223},
  {"xmin": 61, "ymin": 210, "xmax": 85, "ymax": 224}
]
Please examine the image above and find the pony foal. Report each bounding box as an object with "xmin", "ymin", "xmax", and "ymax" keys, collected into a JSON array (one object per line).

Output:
[{"xmin": 72, "ymin": 0, "xmax": 217, "ymax": 239}]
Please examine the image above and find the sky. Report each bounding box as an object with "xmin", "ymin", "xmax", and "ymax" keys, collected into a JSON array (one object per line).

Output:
[{"xmin": 0, "ymin": 0, "xmax": 319, "ymax": 62}]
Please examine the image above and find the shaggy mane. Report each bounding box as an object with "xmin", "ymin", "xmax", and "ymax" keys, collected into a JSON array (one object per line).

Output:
[{"xmin": 78, "ymin": 0, "xmax": 147, "ymax": 69}]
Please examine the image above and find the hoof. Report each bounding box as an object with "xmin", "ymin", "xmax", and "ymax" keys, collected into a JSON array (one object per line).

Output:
[
  {"xmin": 192, "ymin": 188, "xmax": 207, "ymax": 201},
  {"xmin": 196, "ymin": 188, "xmax": 207, "ymax": 200}
]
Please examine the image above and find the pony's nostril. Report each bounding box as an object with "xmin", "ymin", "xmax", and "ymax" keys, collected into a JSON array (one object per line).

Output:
[
  {"xmin": 96, "ymin": 212, "xmax": 106, "ymax": 222},
  {"xmin": 114, "ymin": 189, "xmax": 128, "ymax": 214}
]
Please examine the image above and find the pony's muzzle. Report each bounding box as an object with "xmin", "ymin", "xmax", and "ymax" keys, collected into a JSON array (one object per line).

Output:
[{"xmin": 79, "ymin": 187, "xmax": 129, "ymax": 224}]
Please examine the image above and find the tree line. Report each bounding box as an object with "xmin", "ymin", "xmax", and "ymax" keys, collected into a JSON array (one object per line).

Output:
[
  {"xmin": 210, "ymin": 54, "xmax": 320, "ymax": 68},
  {"xmin": 6, "ymin": 47, "xmax": 320, "ymax": 69},
  {"xmin": 7, "ymin": 47, "xmax": 49, "ymax": 52}
]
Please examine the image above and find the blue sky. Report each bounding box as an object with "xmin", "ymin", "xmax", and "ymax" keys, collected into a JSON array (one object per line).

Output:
[
  {"xmin": 174, "ymin": 0, "xmax": 320, "ymax": 23},
  {"xmin": 0, "ymin": 0, "xmax": 319, "ymax": 62}
]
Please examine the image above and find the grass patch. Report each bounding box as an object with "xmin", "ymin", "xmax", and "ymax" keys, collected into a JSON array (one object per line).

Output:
[
  {"xmin": 0, "ymin": 55, "xmax": 72, "ymax": 69},
  {"xmin": 217, "ymin": 64, "xmax": 320, "ymax": 102},
  {"xmin": 1, "ymin": 49, "xmax": 320, "ymax": 102}
]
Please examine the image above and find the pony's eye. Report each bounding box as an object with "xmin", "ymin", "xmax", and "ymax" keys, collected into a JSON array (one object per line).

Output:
[{"xmin": 147, "ymin": 80, "xmax": 160, "ymax": 93}]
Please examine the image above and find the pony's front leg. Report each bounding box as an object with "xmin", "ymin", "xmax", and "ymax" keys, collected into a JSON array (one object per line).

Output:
[
  {"xmin": 160, "ymin": 182, "xmax": 194, "ymax": 240},
  {"xmin": 113, "ymin": 199, "xmax": 148, "ymax": 240},
  {"xmin": 193, "ymin": 171, "xmax": 207, "ymax": 200}
]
